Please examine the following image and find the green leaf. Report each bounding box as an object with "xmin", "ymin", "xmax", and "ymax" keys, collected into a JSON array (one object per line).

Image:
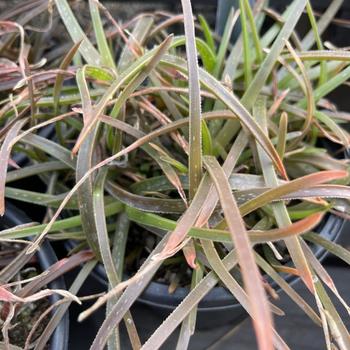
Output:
[
  {"xmin": 304, "ymin": 232, "xmax": 350, "ymax": 265},
  {"xmin": 181, "ymin": 0, "xmax": 202, "ymax": 199},
  {"xmin": 0, "ymin": 202, "xmax": 122, "ymax": 239},
  {"xmin": 243, "ymin": 0, "xmax": 263, "ymax": 63},
  {"xmin": 6, "ymin": 161, "xmax": 69, "ymax": 183},
  {"xmin": 89, "ymin": 0, "xmax": 115, "ymax": 68},
  {"xmin": 4, "ymin": 187, "xmax": 78, "ymax": 209},
  {"xmin": 76, "ymin": 122, "xmax": 100, "ymax": 257},
  {"xmin": 20, "ymin": 133, "xmax": 76, "ymax": 169},
  {"xmin": 172, "ymin": 37, "xmax": 218, "ymax": 74},
  {"xmin": 198, "ymin": 14, "xmax": 216, "ymax": 53},
  {"xmin": 54, "ymin": 0, "xmax": 102, "ymax": 65},
  {"xmin": 76, "ymin": 66, "xmax": 93, "ymax": 123},
  {"xmin": 85, "ymin": 65, "xmax": 115, "ymax": 82},
  {"xmin": 215, "ymin": 0, "xmax": 308, "ymax": 148},
  {"xmin": 106, "ymin": 181, "xmax": 185, "ymax": 214},
  {"xmin": 201, "ymin": 120, "xmax": 213, "ymax": 155},
  {"xmin": 301, "ymin": 0, "xmax": 343, "ymax": 51},
  {"xmin": 72, "ymin": 35, "xmax": 173, "ymax": 154},
  {"xmin": 276, "ymin": 112, "xmax": 288, "ymax": 158},
  {"xmin": 296, "ymin": 64, "xmax": 350, "ymax": 110},
  {"xmin": 240, "ymin": 0, "xmax": 253, "ymax": 87},
  {"xmin": 162, "ymin": 54, "xmax": 287, "ymax": 178},
  {"xmin": 93, "ymin": 168, "xmax": 141, "ymax": 350},
  {"xmin": 53, "ymin": 41, "xmax": 82, "ymax": 114},
  {"xmin": 304, "ymin": 1, "xmax": 327, "ymax": 85},
  {"xmin": 213, "ymin": 8, "xmax": 238, "ymax": 79},
  {"xmin": 253, "ymin": 96, "xmax": 314, "ymax": 293}
]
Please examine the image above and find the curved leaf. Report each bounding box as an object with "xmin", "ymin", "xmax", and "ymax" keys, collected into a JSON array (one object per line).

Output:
[{"xmin": 203, "ymin": 155, "xmax": 273, "ymax": 350}]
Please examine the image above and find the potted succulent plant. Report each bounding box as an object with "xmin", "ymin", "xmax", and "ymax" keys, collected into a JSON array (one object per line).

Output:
[{"xmin": 1, "ymin": 0, "xmax": 350, "ymax": 349}]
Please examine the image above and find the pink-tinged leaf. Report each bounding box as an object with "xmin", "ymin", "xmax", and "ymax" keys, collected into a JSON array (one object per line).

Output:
[
  {"xmin": 14, "ymin": 69, "xmax": 75, "ymax": 90},
  {"xmin": 139, "ymin": 245, "xmax": 289, "ymax": 350},
  {"xmin": 204, "ymin": 156, "xmax": 274, "ymax": 350},
  {"xmin": 0, "ymin": 119, "xmax": 28, "ymax": 215},
  {"xmin": 139, "ymin": 98, "xmax": 188, "ymax": 151},
  {"xmin": 249, "ymin": 212, "xmax": 324, "ymax": 242},
  {"xmin": 240, "ymin": 170, "xmax": 349, "ymax": 216},
  {"xmin": 182, "ymin": 240, "xmax": 197, "ymax": 269},
  {"xmin": 282, "ymin": 184, "xmax": 350, "ymax": 200},
  {"xmin": 8, "ymin": 159, "xmax": 20, "ymax": 169},
  {"xmin": 17, "ymin": 251, "xmax": 94, "ymax": 298},
  {"xmin": 285, "ymin": 40, "xmax": 314, "ymax": 143},
  {"xmin": 0, "ymin": 286, "xmax": 20, "ymax": 302},
  {"xmin": 272, "ymin": 265, "xmax": 300, "ymax": 277},
  {"xmin": 0, "ymin": 286, "xmax": 80, "ymax": 304},
  {"xmin": 79, "ymin": 177, "xmax": 213, "ymax": 344},
  {"xmin": 150, "ymin": 14, "xmax": 185, "ymax": 37},
  {"xmin": 195, "ymin": 130, "xmax": 248, "ymax": 230}
]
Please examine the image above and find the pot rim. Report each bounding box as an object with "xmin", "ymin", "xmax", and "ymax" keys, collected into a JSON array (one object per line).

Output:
[{"xmin": 88, "ymin": 212, "xmax": 344, "ymax": 311}]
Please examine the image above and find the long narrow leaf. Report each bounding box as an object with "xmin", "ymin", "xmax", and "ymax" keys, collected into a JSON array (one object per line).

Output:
[
  {"xmin": 215, "ymin": 0, "xmax": 307, "ymax": 148},
  {"xmin": 0, "ymin": 118, "xmax": 27, "ymax": 215},
  {"xmin": 54, "ymin": 0, "xmax": 101, "ymax": 65},
  {"xmin": 253, "ymin": 97, "xmax": 314, "ymax": 292},
  {"xmin": 72, "ymin": 35, "xmax": 173, "ymax": 154},
  {"xmin": 181, "ymin": 0, "xmax": 202, "ymax": 199},
  {"xmin": 93, "ymin": 169, "xmax": 141, "ymax": 349},
  {"xmin": 203, "ymin": 155, "xmax": 273, "ymax": 350}
]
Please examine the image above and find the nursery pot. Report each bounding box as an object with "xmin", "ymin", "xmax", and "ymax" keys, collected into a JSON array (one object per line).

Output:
[
  {"xmin": 92, "ymin": 262, "xmax": 247, "ymax": 330},
  {"xmin": 86, "ymin": 210, "xmax": 345, "ymax": 331},
  {"xmin": 0, "ymin": 202, "xmax": 69, "ymax": 350},
  {"xmin": 64, "ymin": 240, "xmax": 246, "ymax": 329}
]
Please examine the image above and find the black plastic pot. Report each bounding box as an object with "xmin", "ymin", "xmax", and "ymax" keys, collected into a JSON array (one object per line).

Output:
[
  {"xmin": 93, "ymin": 263, "xmax": 247, "ymax": 329},
  {"xmin": 0, "ymin": 202, "xmax": 69, "ymax": 350},
  {"xmin": 86, "ymin": 210, "xmax": 345, "ymax": 330}
]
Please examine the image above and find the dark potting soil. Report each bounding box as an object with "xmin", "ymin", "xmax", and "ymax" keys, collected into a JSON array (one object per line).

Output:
[
  {"xmin": 0, "ymin": 294, "xmax": 51, "ymax": 349},
  {"xmin": 124, "ymin": 224, "xmax": 194, "ymax": 290},
  {"xmin": 0, "ymin": 243, "xmax": 51, "ymax": 349}
]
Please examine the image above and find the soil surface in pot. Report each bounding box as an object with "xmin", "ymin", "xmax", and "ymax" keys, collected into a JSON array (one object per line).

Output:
[{"xmin": 0, "ymin": 243, "xmax": 51, "ymax": 349}]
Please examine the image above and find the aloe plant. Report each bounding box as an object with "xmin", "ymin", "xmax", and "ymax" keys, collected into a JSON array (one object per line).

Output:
[{"xmin": 1, "ymin": 0, "xmax": 350, "ymax": 349}]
